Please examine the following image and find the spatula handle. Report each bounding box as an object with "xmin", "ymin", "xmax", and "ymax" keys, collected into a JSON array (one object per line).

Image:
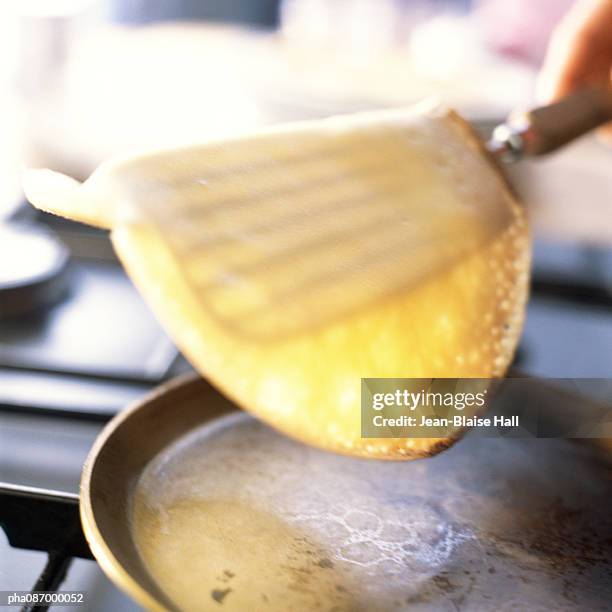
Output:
[{"xmin": 488, "ymin": 87, "xmax": 612, "ymax": 162}]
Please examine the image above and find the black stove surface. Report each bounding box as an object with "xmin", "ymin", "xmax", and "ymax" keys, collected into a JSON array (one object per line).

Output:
[{"xmin": 0, "ymin": 260, "xmax": 176, "ymax": 382}]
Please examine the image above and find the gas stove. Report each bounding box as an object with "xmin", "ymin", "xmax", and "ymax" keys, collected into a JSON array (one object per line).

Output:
[{"xmin": 0, "ymin": 204, "xmax": 611, "ymax": 611}]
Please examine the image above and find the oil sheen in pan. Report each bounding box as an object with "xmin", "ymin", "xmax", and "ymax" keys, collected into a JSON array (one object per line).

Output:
[{"xmin": 130, "ymin": 413, "xmax": 612, "ymax": 612}]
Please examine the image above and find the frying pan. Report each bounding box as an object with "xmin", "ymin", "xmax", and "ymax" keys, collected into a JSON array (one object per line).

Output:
[{"xmin": 76, "ymin": 373, "xmax": 612, "ymax": 611}]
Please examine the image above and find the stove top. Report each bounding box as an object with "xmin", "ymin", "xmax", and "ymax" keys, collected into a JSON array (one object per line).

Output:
[{"xmin": 0, "ymin": 206, "xmax": 611, "ymax": 611}]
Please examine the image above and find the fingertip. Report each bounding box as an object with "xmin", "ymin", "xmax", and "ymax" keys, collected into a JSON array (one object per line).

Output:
[{"xmin": 535, "ymin": 72, "xmax": 556, "ymax": 105}]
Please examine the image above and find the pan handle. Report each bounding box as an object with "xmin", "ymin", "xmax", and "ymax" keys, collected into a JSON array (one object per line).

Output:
[{"xmin": 0, "ymin": 482, "xmax": 92, "ymax": 559}]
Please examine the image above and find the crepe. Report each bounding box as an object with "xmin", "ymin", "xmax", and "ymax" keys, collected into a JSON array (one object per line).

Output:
[{"xmin": 23, "ymin": 103, "xmax": 530, "ymax": 459}]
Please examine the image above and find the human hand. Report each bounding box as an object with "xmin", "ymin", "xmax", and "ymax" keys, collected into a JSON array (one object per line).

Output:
[{"xmin": 538, "ymin": 0, "xmax": 612, "ymax": 137}]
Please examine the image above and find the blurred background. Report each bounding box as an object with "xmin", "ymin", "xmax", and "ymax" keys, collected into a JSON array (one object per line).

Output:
[
  {"xmin": 0, "ymin": 0, "xmax": 572, "ymax": 213},
  {"xmin": 0, "ymin": 2, "xmax": 611, "ymax": 608}
]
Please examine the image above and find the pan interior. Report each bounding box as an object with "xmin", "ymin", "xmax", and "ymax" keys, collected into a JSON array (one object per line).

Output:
[{"xmin": 130, "ymin": 411, "xmax": 612, "ymax": 612}]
